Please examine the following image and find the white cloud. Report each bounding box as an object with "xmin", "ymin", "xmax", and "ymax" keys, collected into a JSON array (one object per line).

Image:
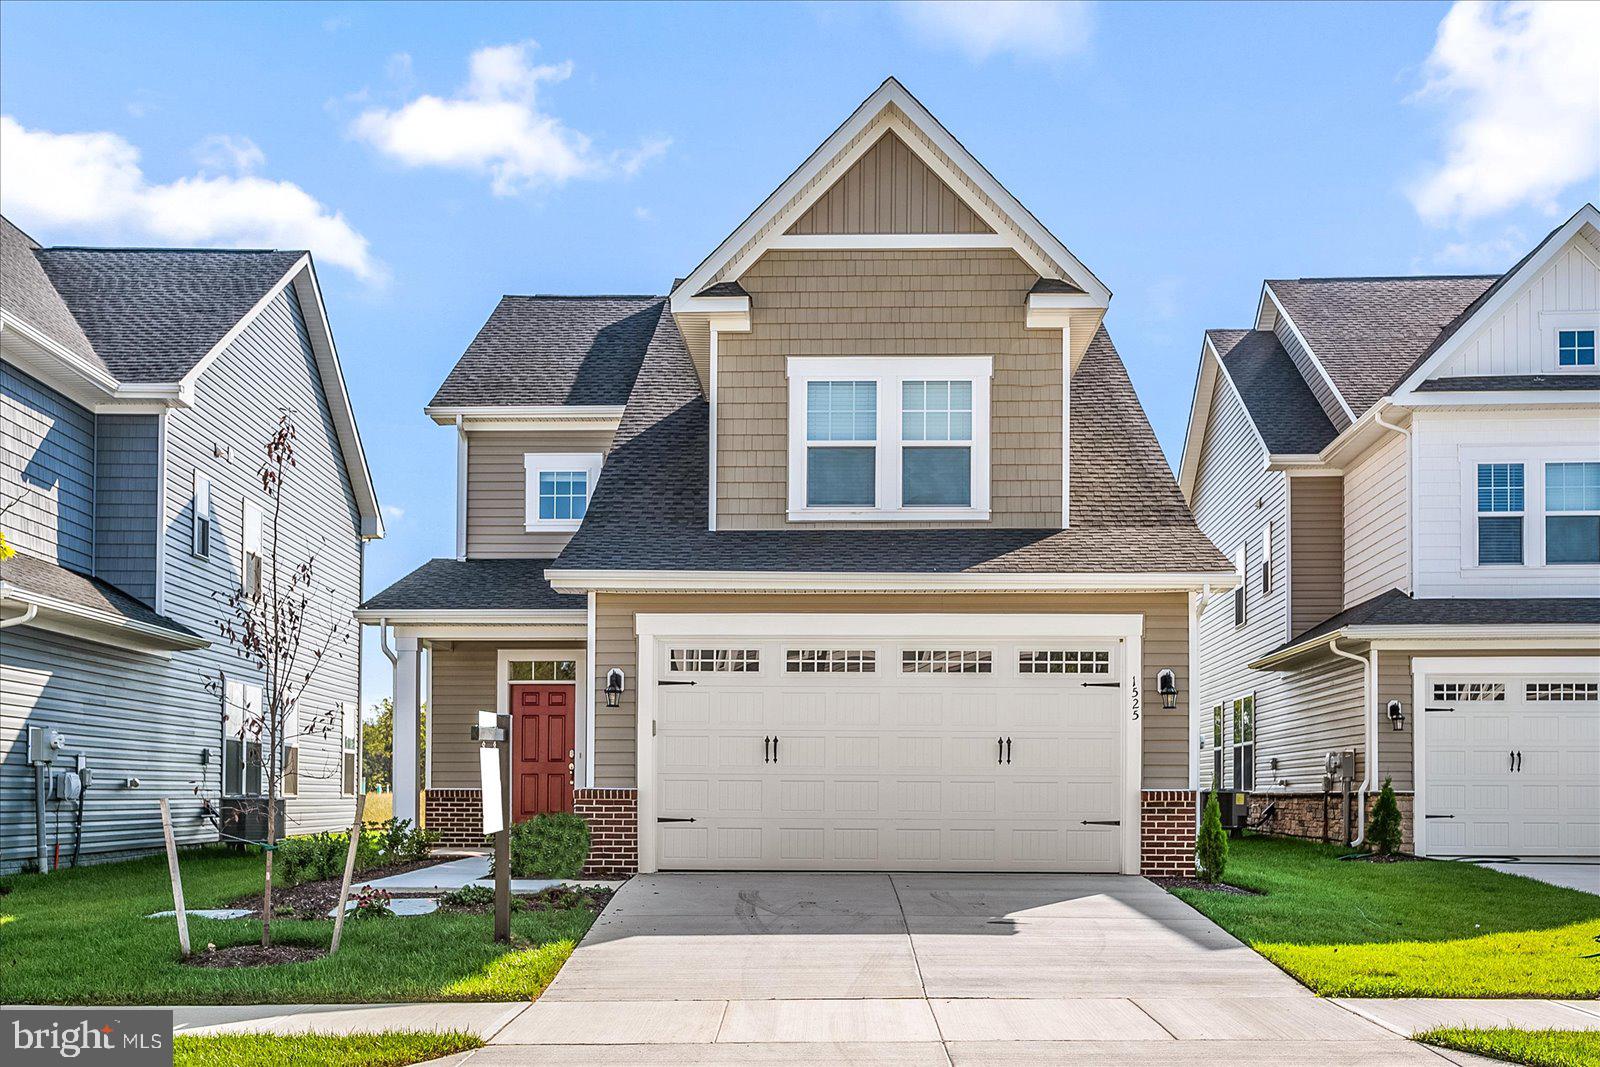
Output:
[
  {"xmin": 349, "ymin": 41, "xmax": 668, "ymax": 195},
  {"xmin": 381, "ymin": 504, "xmax": 405, "ymax": 521},
  {"xmin": 0, "ymin": 116, "xmax": 381, "ymax": 281},
  {"xmin": 898, "ymin": 1, "xmax": 1094, "ymax": 61},
  {"xmin": 633, "ymin": 205, "xmax": 653, "ymax": 222},
  {"xmin": 1426, "ymin": 225, "xmax": 1527, "ymax": 269},
  {"xmin": 1409, "ymin": 1, "xmax": 1600, "ymax": 225}
]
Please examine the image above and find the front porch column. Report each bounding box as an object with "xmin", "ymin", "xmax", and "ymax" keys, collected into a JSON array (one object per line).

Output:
[{"xmin": 392, "ymin": 635, "xmax": 422, "ymax": 824}]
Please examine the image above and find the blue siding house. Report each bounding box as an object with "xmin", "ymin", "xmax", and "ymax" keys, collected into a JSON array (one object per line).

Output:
[{"xmin": 0, "ymin": 216, "xmax": 383, "ymax": 873}]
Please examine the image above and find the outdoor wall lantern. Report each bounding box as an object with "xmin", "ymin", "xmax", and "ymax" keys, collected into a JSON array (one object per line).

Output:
[
  {"xmin": 1156, "ymin": 668, "xmax": 1179, "ymax": 710},
  {"xmin": 605, "ymin": 668, "xmax": 626, "ymax": 709},
  {"xmin": 1387, "ymin": 699, "xmax": 1405, "ymax": 732}
]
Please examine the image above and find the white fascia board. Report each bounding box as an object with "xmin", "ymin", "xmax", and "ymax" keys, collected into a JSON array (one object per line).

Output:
[
  {"xmin": 668, "ymin": 295, "xmax": 751, "ymax": 318},
  {"xmin": 426, "ymin": 404, "xmax": 626, "ymax": 425},
  {"xmin": 2, "ymin": 314, "xmax": 186, "ymax": 410},
  {"xmin": 771, "ymin": 234, "xmax": 1011, "ymax": 251},
  {"xmin": 1177, "ymin": 338, "xmax": 1222, "ymax": 501},
  {"xmin": 636, "ymin": 612, "xmax": 1146, "ymax": 639},
  {"xmin": 1026, "ymin": 292, "xmax": 1104, "ymax": 314},
  {"xmin": 1260, "ymin": 284, "xmax": 1357, "ymax": 426},
  {"xmin": 669, "ymin": 78, "xmax": 1110, "ymax": 309},
  {"xmin": 1402, "ymin": 390, "xmax": 1600, "ymax": 407},
  {"xmin": 0, "ymin": 584, "xmax": 209, "ymax": 653},
  {"xmin": 1391, "ymin": 205, "xmax": 1600, "ymax": 402},
  {"xmin": 352, "ymin": 608, "xmax": 586, "ymax": 625},
  {"xmin": 544, "ymin": 568, "xmax": 1240, "ymax": 595},
  {"xmin": 1250, "ymin": 624, "xmax": 1600, "ymax": 669}
]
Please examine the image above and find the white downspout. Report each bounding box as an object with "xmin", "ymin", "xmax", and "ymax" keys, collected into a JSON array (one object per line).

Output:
[
  {"xmin": 1328, "ymin": 635, "xmax": 1375, "ymax": 845},
  {"xmin": 378, "ymin": 617, "xmax": 397, "ymax": 665},
  {"xmin": 1, "ymin": 602, "xmax": 40, "ymax": 629}
]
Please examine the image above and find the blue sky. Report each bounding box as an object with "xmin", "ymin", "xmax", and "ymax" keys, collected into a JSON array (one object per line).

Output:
[{"xmin": 3, "ymin": 1, "xmax": 1596, "ymax": 709}]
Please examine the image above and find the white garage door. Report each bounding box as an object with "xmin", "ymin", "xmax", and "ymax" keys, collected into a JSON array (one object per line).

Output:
[
  {"xmin": 1423, "ymin": 669, "xmax": 1600, "ymax": 858},
  {"xmin": 647, "ymin": 629, "xmax": 1132, "ymax": 873}
]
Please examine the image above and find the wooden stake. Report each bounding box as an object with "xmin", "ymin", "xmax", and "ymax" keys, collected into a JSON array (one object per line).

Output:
[
  {"xmin": 329, "ymin": 792, "xmax": 368, "ymax": 956},
  {"xmin": 158, "ymin": 798, "xmax": 190, "ymax": 958}
]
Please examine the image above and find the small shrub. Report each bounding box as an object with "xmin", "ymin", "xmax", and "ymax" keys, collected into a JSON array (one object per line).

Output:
[
  {"xmin": 366, "ymin": 817, "xmax": 438, "ymax": 863},
  {"xmin": 1369, "ymin": 777, "xmax": 1404, "ymax": 856},
  {"xmin": 441, "ymin": 884, "xmax": 496, "ymax": 909},
  {"xmin": 493, "ymin": 813, "xmax": 591, "ymax": 878},
  {"xmin": 352, "ymin": 885, "xmax": 393, "ymax": 918},
  {"xmin": 1196, "ymin": 792, "xmax": 1229, "ymax": 883}
]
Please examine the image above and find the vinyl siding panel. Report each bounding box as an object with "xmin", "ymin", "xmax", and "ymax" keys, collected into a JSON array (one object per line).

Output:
[
  {"xmin": 1272, "ymin": 314, "xmax": 1352, "ymax": 433},
  {"xmin": 1266, "ymin": 653, "xmax": 1367, "ymax": 790},
  {"xmin": 1344, "ymin": 431, "xmax": 1410, "ymax": 605},
  {"xmin": 1, "ymin": 362, "xmax": 95, "ymax": 571},
  {"xmin": 716, "ymin": 249, "xmax": 1062, "ymax": 529},
  {"xmin": 1289, "ymin": 475, "xmax": 1344, "ymax": 636},
  {"xmin": 465, "ymin": 429, "xmax": 615, "ymax": 559},
  {"xmin": 93, "ymin": 414, "xmax": 160, "ymax": 604},
  {"xmin": 160, "ymin": 287, "xmax": 364, "ymax": 841},
  {"xmin": 0, "ymin": 628, "xmax": 223, "ymax": 870},
  {"xmin": 1412, "ymin": 407, "xmax": 1600, "ymax": 597},
  {"xmin": 1433, "ymin": 239, "xmax": 1600, "ymax": 379},
  {"xmin": 787, "ymin": 131, "xmax": 992, "ymax": 235},
  {"xmin": 1190, "ymin": 375, "xmax": 1288, "ymax": 790},
  {"xmin": 592, "ymin": 591, "xmax": 1192, "ymax": 790}
]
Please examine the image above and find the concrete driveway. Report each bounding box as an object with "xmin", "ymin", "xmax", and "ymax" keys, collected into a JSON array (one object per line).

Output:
[{"xmin": 475, "ymin": 873, "xmax": 1463, "ymax": 1065}]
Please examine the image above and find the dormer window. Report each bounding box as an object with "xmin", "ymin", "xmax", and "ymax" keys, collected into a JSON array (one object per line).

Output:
[
  {"xmin": 524, "ymin": 453, "xmax": 603, "ymax": 532},
  {"xmin": 787, "ymin": 357, "xmax": 991, "ymax": 521},
  {"xmin": 1558, "ymin": 329, "xmax": 1595, "ymax": 367}
]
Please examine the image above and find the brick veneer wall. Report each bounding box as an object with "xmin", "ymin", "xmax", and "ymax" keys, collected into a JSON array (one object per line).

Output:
[
  {"xmin": 576, "ymin": 788, "xmax": 638, "ymax": 876},
  {"xmin": 421, "ymin": 788, "xmax": 484, "ymax": 847},
  {"xmin": 1244, "ymin": 791, "xmax": 1414, "ymax": 852},
  {"xmin": 1141, "ymin": 790, "xmax": 1197, "ymax": 877}
]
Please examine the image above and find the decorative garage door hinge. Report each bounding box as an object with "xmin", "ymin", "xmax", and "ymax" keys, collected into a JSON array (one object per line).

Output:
[
  {"xmin": 1080, "ymin": 681, "xmax": 1122, "ymax": 688},
  {"xmin": 658, "ymin": 679, "xmax": 697, "ymax": 686},
  {"xmin": 1080, "ymin": 819, "xmax": 1121, "ymax": 826},
  {"xmin": 656, "ymin": 816, "xmax": 697, "ymax": 823}
]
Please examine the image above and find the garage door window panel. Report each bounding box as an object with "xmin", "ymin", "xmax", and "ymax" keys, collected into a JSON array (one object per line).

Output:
[
  {"xmin": 786, "ymin": 649, "xmax": 876, "ymax": 673},
  {"xmin": 1019, "ymin": 650, "xmax": 1110, "ymax": 674},
  {"xmin": 668, "ymin": 649, "xmax": 760, "ymax": 673},
  {"xmin": 902, "ymin": 649, "xmax": 993, "ymax": 674}
]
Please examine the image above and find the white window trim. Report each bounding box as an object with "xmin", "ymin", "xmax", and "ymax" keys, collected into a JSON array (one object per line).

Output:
[
  {"xmin": 241, "ymin": 499, "xmax": 264, "ymax": 596},
  {"xmin": 1232, "ymin": 543, "xmax": 1247, "ymax": 627},
  {"xmin": 1231, "ymin": 694, "xmax": 1255, "ymax": 792},
  {"xmin": 191, "ymin": 470, "xmax": 212, "ymax": 559},
  {"xmin": 1459, "ymin": 445, "xmax": 1600, "ymax": 574},
  {"xmin": 281, "ymin": 701, "xmax": 299, "ymax": 798},
  {"xmin": 1541, "ymin": 311, "xmax": 1600, "ymax": 373},
  {"xmin": 1259, "ymin": 522, "xmax": 1274, "ymax": 595},
  {"xmin": 340, "ymin": 700, "xmax": 359, "ymax": 796},
  {"xmin": 222, "ymin": 678, "xmax": 264, "ymax": 797},
  {"xmin": 785, "ymin": 356, "xmax": 993, "ymax": 522},
  {"xmin": 523, "ymin": 453, "xmax": 603, "ymax": 532}
]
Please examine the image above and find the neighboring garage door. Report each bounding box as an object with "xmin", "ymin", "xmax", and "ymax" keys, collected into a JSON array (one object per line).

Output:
[
  {"xmin": 1422, "ymin": 668, "xmax": 1600, "ymax": 858},
  {"xmin": 646, "ymin": 624, "xmax": 1134, "ymax": 873}
]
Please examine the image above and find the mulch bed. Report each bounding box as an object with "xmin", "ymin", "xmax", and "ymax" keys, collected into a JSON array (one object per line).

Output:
[
  {"xmin": 1149, "ymin": 876, "xmax": 1263, "ymax": 896},
  {"xmin": 225, "ymin": 858, "xmax": 445, "ymax": 920},
  {"xmin": 184, "ymin": 943, "xmax": 326, "ymax": 968},
  {"xmin": 438, "ymin": 885, "xmax": 614, "ymax": 915}
]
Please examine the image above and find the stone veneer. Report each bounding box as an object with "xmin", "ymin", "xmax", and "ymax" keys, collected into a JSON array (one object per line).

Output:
[
  {"xmin": 1243, "ymin": 790, "xmax": 1415, "ymax": 852},
  {"xmin": 1140, "ymin": 790, "xmax": 1198, "ymax": 877}
]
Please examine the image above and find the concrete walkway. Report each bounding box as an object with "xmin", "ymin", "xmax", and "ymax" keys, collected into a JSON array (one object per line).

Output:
[{"xmin": 361, "ymin": 854, "xmax": 624, "ymax": 894}]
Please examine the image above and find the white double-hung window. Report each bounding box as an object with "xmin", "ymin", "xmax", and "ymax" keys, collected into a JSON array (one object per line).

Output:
[{"xmin": 787, "ymin": 357, "xmax": 991, "ymax": 520}]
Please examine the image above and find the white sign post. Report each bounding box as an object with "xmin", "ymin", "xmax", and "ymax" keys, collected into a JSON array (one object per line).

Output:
[{"xmin": 473, "ymin": 709, "xmax": 513, "ymax": 941}]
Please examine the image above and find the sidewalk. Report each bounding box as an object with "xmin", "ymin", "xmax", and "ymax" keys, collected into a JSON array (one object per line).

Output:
[{"xmin": 1334, "ymin": 998, "xmax": 1600, "ymax": 1035}]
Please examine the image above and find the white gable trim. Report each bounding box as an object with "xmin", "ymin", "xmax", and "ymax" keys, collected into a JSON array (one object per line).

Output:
[
  {"xmin": 1178, "ymin": 335, "xmax": 1271, "ymax": 502},
  {"xmin": 1391, "ymin": 204, "xmax": 1600, "ymax": 401},
  {"xmin": 1258, "ymin": 283, "xmax": 1357, "ymax": 426},
  {"xmin": 669, "ymin": 78, "xmax": 1110, "ymax": 311}
]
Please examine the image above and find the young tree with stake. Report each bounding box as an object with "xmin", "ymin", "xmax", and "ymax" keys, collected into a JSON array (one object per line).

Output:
[{"xmin": 216, "ymin": 411, "xmax": 352, "ymax": 947}]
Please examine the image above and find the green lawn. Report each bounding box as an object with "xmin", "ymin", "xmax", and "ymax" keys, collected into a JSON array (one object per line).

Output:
[
  {"xmin": 1168, "ymin": 835, "xmax": 1600, "ymax": 998},
  {"xmin": 1, "ymin": 848, "xmax": 598, "ymax": 1005},
  {"xmin": 174, "ymin": 1031, "xmax": 484, "ymax": 1067},
  {"xmin": 1417, "ymin": 1028, "xmax": 1600, "ymax": 1067}
]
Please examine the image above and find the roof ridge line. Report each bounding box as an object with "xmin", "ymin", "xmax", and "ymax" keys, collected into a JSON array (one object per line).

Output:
[{"xmin": 1274, "ymin": 273, "xmax": 1502, "ymax": 283}]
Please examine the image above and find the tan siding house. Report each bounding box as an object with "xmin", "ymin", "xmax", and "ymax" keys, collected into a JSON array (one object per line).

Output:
[{"xmin": 360, "ymin": 78, "xmax": 1235, "ymax": 878}]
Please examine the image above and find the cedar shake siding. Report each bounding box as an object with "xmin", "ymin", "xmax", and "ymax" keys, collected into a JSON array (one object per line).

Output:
[
  {"xmin": 591, "ymin": 591, "xmax": 1194, "ymax": 791},
  {"xmin": 1, "ymin": 363, "xmax": 96, "ymax": 573},
  {"xmin": 466, "ymin": 428, "xmax": 616, "ymax": 559},
  {"xmin": 93, "ymin": 414, "xmax": 161, "ymax": 605},
  {"xmin": 786, "ymin": 130, "xmax": 993, "ymax": 236},
  {"xmin": 716, "ymin": 248, "xmax": 1063, "ymax": 530},
  {"xmin": 1289, "ymin": 474, "xmax": 1344, "ymax": 636}
]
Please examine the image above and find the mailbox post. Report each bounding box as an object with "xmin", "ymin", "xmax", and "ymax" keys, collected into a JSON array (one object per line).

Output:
[{"xmin": 473, "ymin": 711, "xmax": 514, "ymax": 942}]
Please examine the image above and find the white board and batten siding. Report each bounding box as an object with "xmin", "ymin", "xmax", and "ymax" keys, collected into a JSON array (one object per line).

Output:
[
  {"xmin": 1189, "ymin": 374, "xmax": 1288, "ymax": 789},
  {"xmin": 162, "ymin": 287, "xmax": 365, "ymax": 840},
  {"xmin": 1430, "ymin": 237, "xmax": 1600, "ymax": 380},
  {"xmin": 1412, "ymin": 408, "xmax": 1600, "ymax": 598}
]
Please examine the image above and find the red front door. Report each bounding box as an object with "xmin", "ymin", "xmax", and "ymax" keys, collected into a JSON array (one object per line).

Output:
[{"xmin": 513, "ymin": 684, "xmax": 575, "ymax": 821}]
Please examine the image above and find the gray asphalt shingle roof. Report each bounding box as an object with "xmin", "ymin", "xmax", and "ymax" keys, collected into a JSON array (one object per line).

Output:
[
  {"xmin": 1262, "ymin": 588, "xmax": 1600, "ymax": 660},
  {"xmin": 0, "ymin": 217, "xmax": 106, "ymax": 372},
  {"xmin": 360, "ymin": 558, "xmax": 583, "ymax": 612},
  {"xmin": 1208, "ymin": 329, "xmax": 1339, "ymax": 455},
  {"xmin": 0, "ymin": 550, "xmax": 203, "ymax": 640},
  {"xmin": 551, "ymin": 314, "xmax": 1232, "ymax": 576},
  {"xmin": 430, "ymin": 296, "xmax": 665, "ymax": 408},
  {"xmin": 1267, "ymin": 275, "xmax": 1497, "ymax": 416},
  {"xmin": 32, "ymin": 244, "xmax": 305, "ymax": 382}
]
